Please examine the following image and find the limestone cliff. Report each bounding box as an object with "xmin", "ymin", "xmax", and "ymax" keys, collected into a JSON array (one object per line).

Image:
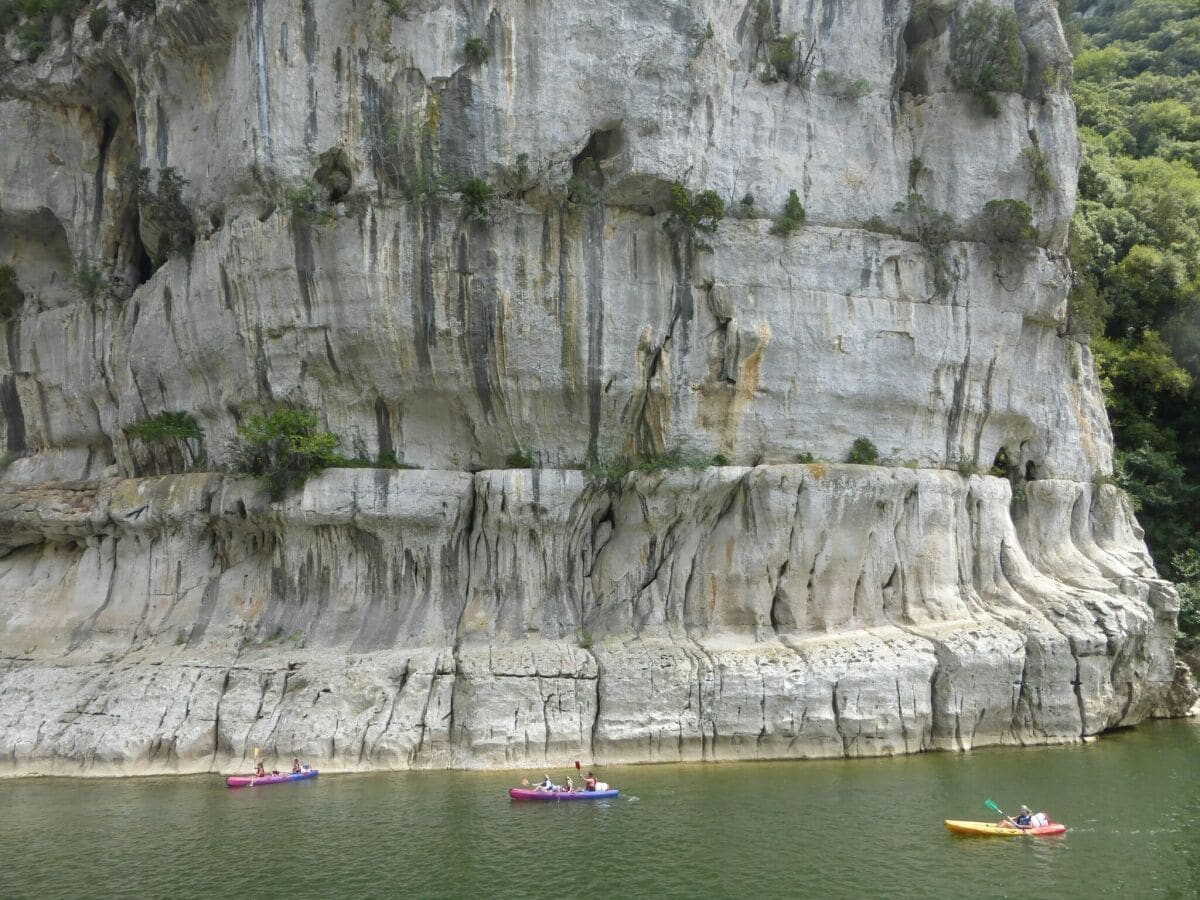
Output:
[{"xmin": 0, "ymin": 0, "xmax": 1179, "ymax": 776}]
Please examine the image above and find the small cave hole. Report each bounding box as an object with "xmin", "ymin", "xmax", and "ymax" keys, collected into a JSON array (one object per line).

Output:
[
  {"xmin": 992, "ymin": 447, "xmax": 1011, "ymax": 477},
  {"xmin": 133, "ymin": 237, "xmax": 154, "ymax": 287},
  {"xmin": 1025, "ymin": 461, "xmax": 1038, "ymax": 482},
  {"xmin": 573, "ymin": 125, "xmax": 625, "ymax": 171}
]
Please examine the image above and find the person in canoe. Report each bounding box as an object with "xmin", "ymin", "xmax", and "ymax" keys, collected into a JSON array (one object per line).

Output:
[
  {"xmin": 534, "ymin": 773, "xmax": 557, "ymax": 792},
  {"xmin": 584, "ymin": 772, "xmax": 598, "ymax": 792},
  {"xmin": 997, "ymin": 805, "xmax": 1034, "ymax": 828},
  {"xmin": 562, "ymin": 776, "xmax": 574, "ymax": 793},
  {"xmin": 292, "ymin": 758, "xmax": 302, "ymax": 774},
  {"xmin": 254, "ymin": 761, "xmax": 267, "ymax": 778}
]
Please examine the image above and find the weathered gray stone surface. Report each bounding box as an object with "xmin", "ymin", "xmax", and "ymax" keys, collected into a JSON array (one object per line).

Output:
[
  {"xmin": 0, "ymin": 467, "xmax": 1178, "ymax": 775},
  {"xmin": 0, "ymin": 0, "xmax": 1183, "ymax": 776}
]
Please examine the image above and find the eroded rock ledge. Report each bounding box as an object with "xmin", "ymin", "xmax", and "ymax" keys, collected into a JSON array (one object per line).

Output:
[{"xmin": 0, "ymin": 466, "xmax": 1176, "ymax": 776}]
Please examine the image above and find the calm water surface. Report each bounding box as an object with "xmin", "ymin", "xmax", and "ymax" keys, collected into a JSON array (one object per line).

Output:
[{"xmin": 4, "ymin": 720, "xmax": 1198, "ymax": 899}]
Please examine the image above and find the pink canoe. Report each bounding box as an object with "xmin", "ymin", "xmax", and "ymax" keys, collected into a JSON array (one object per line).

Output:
[
  {"xmin": 509, "ymin": 788, "xmax": 619, "ymax": 801},
  {"xmin": 226, "ymin": 769, "xmax": 318, "ymax": 788}
]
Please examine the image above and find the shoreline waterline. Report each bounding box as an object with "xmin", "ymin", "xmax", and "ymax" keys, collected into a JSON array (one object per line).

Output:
[{"xmin": 0, "ymin": 716, "xmax": 1180, "ymax": 784}]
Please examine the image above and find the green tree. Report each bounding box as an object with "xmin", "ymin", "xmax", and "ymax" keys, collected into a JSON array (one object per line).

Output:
[
  {"xmin": 948, "ymin": 2, "xmax": 1027, "ymax": 116},
  {"xmin": 1064, "ymin": 0, "xmax": 1200, "ymax": 607}
]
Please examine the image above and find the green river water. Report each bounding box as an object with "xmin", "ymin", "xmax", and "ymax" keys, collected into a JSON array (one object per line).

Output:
[{"xmin": 3, "ymin": 719, "xmax": 1197, "ymax": 899}]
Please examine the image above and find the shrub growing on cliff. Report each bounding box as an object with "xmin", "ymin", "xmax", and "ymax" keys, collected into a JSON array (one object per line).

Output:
[
  {"xmin": 14, "ymin": 17, "xmax": 49, "ymax": 57},
  {"xmin": 587, "ymin": 450, "xmax": 728, "ymax": 486},
  {"xmin": 846, "ymin": 437, "xmax": 879, "ymax": 465},
  {"xmin": 463, "ymin": 36, "xmax": 490, "ymax": 66},
  {"xmin": 669, "ymin": 182, "xmax": 724, "ymax": 234},
  {"xmin": 0, "ymin": 265, "xmax": 25, "ymax": 319},
  {"xmin": 505, "ymin": 448, "xmax": 534, "ymax": 469},
  {"xmin": 379, "ymin": 0, "xmax": 413, "ymax": 17},
  {"xmin": 130, "ymin": 166, "xmax": 196, "ymax": 264},
  {"xmin": 232, "ymin": 408, "xmax": 341, "ymax": 500},
  {"xmin": 948, "ymin": 2, "xmax": 1027, "ymax": 117},
  {"xmin": 769, "ymin": 189, "xmax": 805, "ymax": 236},
  {"xmin": 1021, "ymin": 146, "xmax": 1055, "ymax": 197},
  {"xmin": 128, "ymin": 411, "xmax": 204, "ymax": 469},
  {"xmin": 286, "ymin": 178, "xmax": 337, "ymax": 227},
  {"xmin": 980, "ymin": 199, "xmax": 1036, "ymax": 244},
  {"xmin": 459, "ymin": 177, "xmax": 496, "ymax": 223},
  {"xmin": 72, "ymin": 258, "xmax": 106, "ymax": 302},
  {"xmin": 893, "ymin": 192, "xmax": 955, "ymax": 294},
  {"xmin": 87, "ymin": 5, "xmax": 109, "ymax": 39}
]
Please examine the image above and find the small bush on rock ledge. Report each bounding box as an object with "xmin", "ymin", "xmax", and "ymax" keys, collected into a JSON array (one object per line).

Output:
[
  {"xmin": 505, "ymin": 448, "xmax": 534, "ymax": 469},
  {"xmin": 846, "ymin": 437, "xmax": 879, "ymax": 465},
  {"xmin": 459, "ymin": 177, "xmax": 497, "ymax": 223},
  {"xmin": 669, "ymin": 182, "xmax": 725, "ymax": 235},
  {"xmin": 769, "ymin": 189, "xmax": 805, "ymax": 236},
  {"xmin": 231, "ymin": 408, "xmax": 341, "ymax": 501},
  {"xmin": 587, "ymin": 449, "xmax": 729, "ymax": 486},
  {"xmin": 464, "ymin": 37, "xmax": 490, "ymax": 65},
  {"xmin": 980, "ymin": 199, "xmax": 1036, "ymax": 245},
  {"xmin": 127, "ymin": 411, "xmax": 205, "ymax": 470}
]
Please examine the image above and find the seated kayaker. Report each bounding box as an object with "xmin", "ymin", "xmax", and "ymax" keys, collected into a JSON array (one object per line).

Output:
[
  {"xmin": 584, "ymin": 772, "xmax": 598, "ymax": 792},
  {"xmin": 1014, "ymin": 805, "xmax": 1033, "ymax": 828},
  {"xmin": 292, "ymin": 758, "xmax": 302, "ymax": 774},
  {"xmin": 255, "ymin": 761, "xmax": 266, "ymax": 778},
  {"xmin": 534, "ymin": 773, "xmax": 557, "ymax": 792},
  {"xmin": 563, "ymin": 776, "xmax": 574, "ymax": 793}
]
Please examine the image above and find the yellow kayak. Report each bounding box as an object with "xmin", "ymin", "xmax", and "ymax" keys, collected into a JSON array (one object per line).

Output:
[{"xmin": 945, "ymin": 819, "xmax": 1067, "ymax": 837}]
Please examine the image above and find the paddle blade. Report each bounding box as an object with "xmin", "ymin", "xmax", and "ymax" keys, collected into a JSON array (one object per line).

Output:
[
  {"xmin": 253, "ymin": 747, "xmax": 260, "ymax": 759},
  {"xmin": 985, "ymin": 799, "xmax": 1002, "ymax": 815}
]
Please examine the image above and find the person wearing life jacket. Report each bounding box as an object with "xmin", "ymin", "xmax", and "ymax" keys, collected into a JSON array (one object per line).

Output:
[
  {"xmin": 563, "ymin": 776, "xmax": 574, "ymax": 793},
  {"xmin": 1013, "ymin": 805, "xmax": 1034, "ymax": 828},
  {"xmin": 535, "ymin": 773, "xmax": 556, "ymax": 792},
  {"xmin": 584, "ymin": 772, "xmax": 598, "ymax": 792}
]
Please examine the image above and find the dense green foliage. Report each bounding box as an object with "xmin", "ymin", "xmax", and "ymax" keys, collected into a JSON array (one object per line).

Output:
[
  {"xmin": 458, "ymin": 177, "xmax": 496, "ymax": 223},
  {"xmin": 127, "ymin": 411, "xmax": 202, "ymax": 446},
  {"xmin": 846, "ymin": 438, "xmax": 879, "ymax": 465},
  {"xmin": 127, "ymin": 411, "xmax": 203, "ymax": 468},
  {"xmin": 980, "ymin": 198, "xmax": 1037, "ymax": 244},
  {"xmin": 769, "ymin": 189, "xmax": 805, "ymax": 236},
  {"xmin": 1066, "ymin": 0, "xmax": 1200, "ymax": 644},
  {"xmin": 669, "ymin": 183, "xmax": 725, "ymax": 234},
  {"xmin": 0, "ymin": 0, "xmax": 156, "ymax": 59},
  {"xmin": 463, "ymin": 37, "xmax": 490, "ymax": 66},
  {"xmin": 949, "ymin": 1, "xmax": 1028, "ymax": 116},
  {"xmin": 232, "ymin": 409, "xmax": 342, "ymax": 501}
]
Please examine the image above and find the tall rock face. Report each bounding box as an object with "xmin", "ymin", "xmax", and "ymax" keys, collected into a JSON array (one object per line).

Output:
[{"xmin": 0, "ymin": 0, "xmax": 1178, "ymax": 776}]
